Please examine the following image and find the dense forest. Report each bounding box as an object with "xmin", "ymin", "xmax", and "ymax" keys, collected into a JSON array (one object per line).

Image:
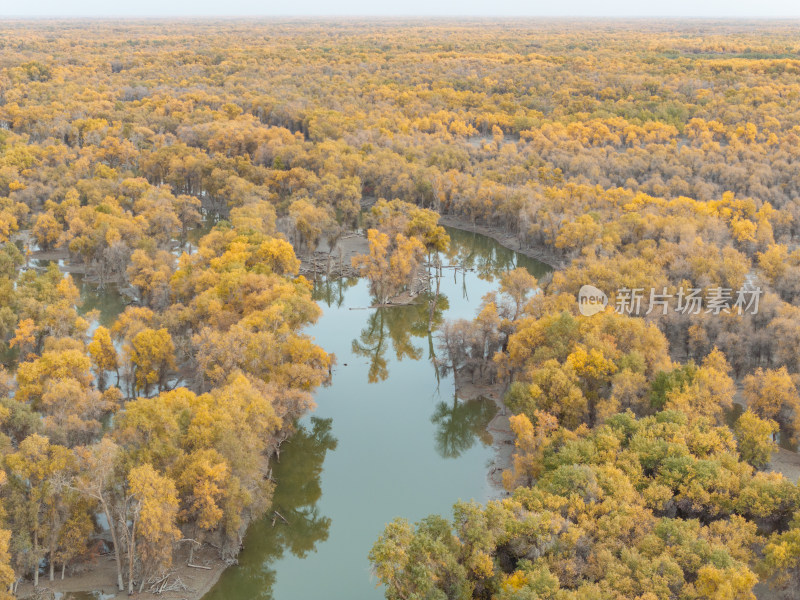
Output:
[{"xmin": 2, "ymin": 18, "xmax": 800, "ymax": 600}]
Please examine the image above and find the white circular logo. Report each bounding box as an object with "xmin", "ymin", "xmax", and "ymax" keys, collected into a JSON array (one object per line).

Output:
[{"xmin": 578, "ymin": 285, "xmax": 608, "ymax": 316}]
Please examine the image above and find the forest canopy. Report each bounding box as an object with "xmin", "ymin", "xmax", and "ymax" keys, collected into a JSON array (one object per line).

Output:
[{"xmin": 2, "ymin": 17, "xmax": 800, "ymax": 600}]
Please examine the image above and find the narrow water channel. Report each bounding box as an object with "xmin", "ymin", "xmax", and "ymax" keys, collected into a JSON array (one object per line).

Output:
[{"xmin": 202, "ymin": 227, "xmax": 552, "ymax": 600}]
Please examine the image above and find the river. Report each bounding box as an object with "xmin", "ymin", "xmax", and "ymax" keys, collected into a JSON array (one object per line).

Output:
[
  {"xmin": 201, "ymin": 226, "xmax": 552, "ymax": 600},
  {"xmin": 46, "ymin": 226, "xmax": 549, "ymax": 600}
]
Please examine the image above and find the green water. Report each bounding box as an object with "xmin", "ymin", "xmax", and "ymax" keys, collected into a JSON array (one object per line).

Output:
[
  {"xmin": 72, "ymin": 274, "xmax": 128, "ymax": 330},
  {"xmin": 202, "ymin": 227, "xmax": 552, "ymax": 600}
]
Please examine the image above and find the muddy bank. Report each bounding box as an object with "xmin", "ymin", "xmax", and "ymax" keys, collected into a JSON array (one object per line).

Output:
[
  {"xmin": 453, "ymin": 372, "xmax": 513, "ymax": 496},
  {"xmin": 299, "ymin": 233, "xmax": 367, "ymax": 280}
]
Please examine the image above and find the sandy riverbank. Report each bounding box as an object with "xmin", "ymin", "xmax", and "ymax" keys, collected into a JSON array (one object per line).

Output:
[
  {"xmin": 17, "ymin": 544, "xmax": 227, "ymax": 600},
  {"xmin": 453, "ymin": 373, "xmax": 514, "ymax": 496}
]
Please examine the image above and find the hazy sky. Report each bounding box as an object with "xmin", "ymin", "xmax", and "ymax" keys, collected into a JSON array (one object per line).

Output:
[{"xmin": 4, "ymin": 0, "xmax": 800, "ymax": 18}]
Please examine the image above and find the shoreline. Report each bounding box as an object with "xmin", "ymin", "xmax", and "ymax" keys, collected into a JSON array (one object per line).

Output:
[
  {"xmin": 437, "ymin": 214, "xmax": 567, "ymax": 271},
  {"xmin": 441, "ymin": 212, "xmax": 564, "ymax": 498},
  {"xmin": 299, "ymin": 213, "xmax": 567, "ymax": 284}
]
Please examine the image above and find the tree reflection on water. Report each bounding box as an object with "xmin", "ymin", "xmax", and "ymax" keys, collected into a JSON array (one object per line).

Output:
[
  {"xmin": 350, "ymin": 291, "xmax": 449, "ymax": 384},
  {"xmin": 431, "ymin": 395, "xmax": 497, "ymax": 459},
  {"xmin": 203, "ymin": 417, "xmax": 337, "ymax": 600}
]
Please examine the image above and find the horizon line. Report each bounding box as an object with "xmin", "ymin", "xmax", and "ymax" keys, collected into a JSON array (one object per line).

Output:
[{"xmin": 3, "ymin": 15, "xmax": 800, "ymax": 19}]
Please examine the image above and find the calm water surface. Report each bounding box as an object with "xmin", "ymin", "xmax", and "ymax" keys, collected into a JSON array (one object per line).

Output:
[{"xmin": 202, "ymin": 227, "xmax": 551, "ymax": 600}]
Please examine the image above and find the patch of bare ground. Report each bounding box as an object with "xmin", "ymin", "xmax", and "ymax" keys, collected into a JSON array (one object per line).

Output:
[
  {"xmin": 733, "ymin": 387, "xmax": 800, "ymax": 482},
  {"xmin": 754, "ymin": 578, "xmax": 800, "ymax": 600},
  {"xmin": 454, "ymin": 372, "xmax": 513, "ymax": 497},
  {"xmin": 299, "ymin": 233, "xmax": 367, "ymax": 280},
  {"xmin": 17, "ymin": 544, "xmax": 227, "ymax": 600},
  {"xmin": 437, "ymin": 214, "xmax": 567, "ymax": 270},
  {"xmin": 378, "ymin": 289, "xmax": 422, "ymax": 307},
  {"xmin": 768, "ymin": 448, "xmax": 800, "ymax": 483}
]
